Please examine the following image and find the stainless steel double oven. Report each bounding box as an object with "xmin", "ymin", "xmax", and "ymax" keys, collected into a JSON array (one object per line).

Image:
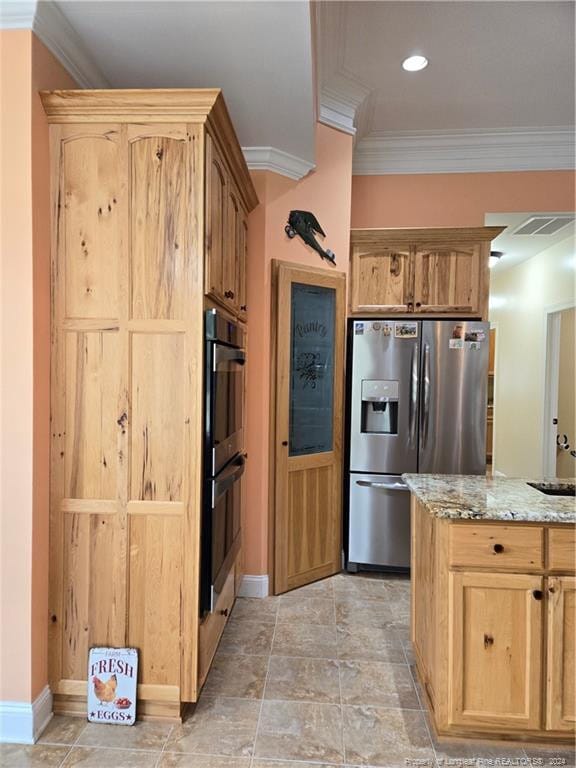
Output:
[{"xmin": 200, "ymin": 309, "xmax": 246, "ymax": 615}]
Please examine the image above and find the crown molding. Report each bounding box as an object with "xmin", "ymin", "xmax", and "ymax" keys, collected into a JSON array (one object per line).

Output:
[
  {"xmin": 353, "ymin": 127, "xmax": 576, "ymax": 175},
  {"xmin": 319, "ymin": 72, "xmax": 371, "ymax": 136},
  {"xmin": 242, "ymin": 146, "xmax": 315, "ymax": 181},
  {"xmin": 0, "ymin": 1, "xmax": 109, "ymax": 88}
]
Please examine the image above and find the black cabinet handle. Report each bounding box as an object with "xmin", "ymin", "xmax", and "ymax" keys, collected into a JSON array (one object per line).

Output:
[
  {"xmin": 493, "ymin": 544, "xmax": 504, "ymax": 554},
  {"xmin": 415, "ymin": 302, "xmax": 422, "ymax": 308},
  {"xmin": 532, "ymin": 590, "xmax": 543, "ymax": 601},
  {"xmin": 220, "ymin": 607, "xmax": 229, "ymax": 617},
  {"xmin": 281, "ymin": 441, "xmax": 288, "ymax": 447},
  {"xmin": 240, "ymin": 305, "xmax": 247, "ymax": 312}
]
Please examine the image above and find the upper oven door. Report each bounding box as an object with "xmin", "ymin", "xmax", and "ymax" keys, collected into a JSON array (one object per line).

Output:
[{"xmin": 207, "ymin": 342, "xmax": 246, "ymax": 475}]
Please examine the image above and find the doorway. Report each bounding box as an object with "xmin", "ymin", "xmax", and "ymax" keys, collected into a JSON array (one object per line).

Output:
[{"xmin": 543, "ymin": 304, "xmax": 576, "ymax": 477}]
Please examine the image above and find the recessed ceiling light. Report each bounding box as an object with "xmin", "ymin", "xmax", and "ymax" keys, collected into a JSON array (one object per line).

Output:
[
  {"xmin": 489, "ymin": 251, "xmax": 504, "ymax": 269},
  {"xmin": 402, "ymin": 55, "xmax": 428, "ymax": 72}
]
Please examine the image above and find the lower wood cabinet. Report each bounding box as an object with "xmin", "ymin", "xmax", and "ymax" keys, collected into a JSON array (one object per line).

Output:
[
  {"xmin": 547, "ymin": 576, "xmax": 576, "ymax": 731},
  {"xmin": 411, "ymin": 497, "xmax": 575, "ymax": 742},
  {"xmin": 449, "ymin": 571, "xmax": 543, "ymax": 731}
]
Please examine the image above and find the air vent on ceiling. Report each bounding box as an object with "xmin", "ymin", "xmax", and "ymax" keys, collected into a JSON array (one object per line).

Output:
[{"xmin": 513, "ymin": 216, "xmax": 575, "ymax": 236}]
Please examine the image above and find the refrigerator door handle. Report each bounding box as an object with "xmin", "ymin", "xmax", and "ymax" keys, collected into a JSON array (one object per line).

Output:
[
  {"xmin": 421, "ymin": 342, "xmax": 431, "ymax": 449},
  {"xmin": 355, "ymin": 480, "xmax": 409, "ymax": 491},
  {"xmin": 409, "ymin": 343, "xmax": 418, "ymax": 447}
]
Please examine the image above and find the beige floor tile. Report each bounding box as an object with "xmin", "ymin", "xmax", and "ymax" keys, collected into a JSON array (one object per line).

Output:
[
  {"xmin": 253, "ymin": 761, "xmax": 340, "ymax": 768},
  {"xmin": 433, "ymin": 737, "xmax": 529, "ymax": 763},
  {"xmin": 159, "ymin": 755, "xmax": 251, "ymax": 767},
  {"xmin": 333, "ymin": 574, "xmax": 409, "ymax": 603},
  {"xmin": 166, "ymin": 696, "xmax": 260, "ymax": 757},
  {"xmin": 523, "ymin": 745, "xmax": 576, "ymax": 767},
  {"xmin": 231, "ymin": 597, "xmax": 279, "ymax": 624},
  {"xmin": 335, "ymin": 597, "xmax": 395, "ymax": 629},
  {"xmin": 336, "ymin": 625, "xmax": 406, "ymax": 663},
  {"xmin": 340, "ymin": 660, "xmax": 420, "ymax": 709},
  {"xmin": 254, "ymin": 700, "xmax": 344, "ymax": 764},
  {"xmin": 38, "ymin": 715, "xmax": 87, "ymax": 745},
  {"xmin": 343, "ymin": 705, "xmax": 434, "ymax": 767},
  {"xmin": 277, "ymin": 596, "xmax": 335, "ymax": 625},
  {"xmin": 202, "ymin": 653, "xmax": 268, "ymax": 699},
  {"xmin": 76, "ymin": 720, "xmax": 171, "ymax": 750},
  {"xmin": 265, "ymin": 656, "xmax": 340, "ymax": 703},
  {"xmin": 61, "ymin": 746, "xmax": 159, "ymax": 767},
  {"xmin": 272, "ymin": 622, "xmax": 338, "ymax": 659},
  {"xmin": 283, "ymin": 578, "xmax": 334, "ymax": 598},
  {"xmin": 0, "ymin": 743, "xmax": 70, "ymax": 767},
  {"xmin": 218, "ymin": 619, "xmax": 275, "ymax": 655}
]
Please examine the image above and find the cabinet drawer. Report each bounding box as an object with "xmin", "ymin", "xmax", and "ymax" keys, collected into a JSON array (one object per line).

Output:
[
  {"xmin": 198, "ymin": 566, "xmax": 236, "ymax": 687},
  {"xmin": 548, "ymin": 528, "xmax": 576, "ymax": 572},
  {"xmin": 449, "ymin": 524, "xmax": 543, "ymax": 570}
]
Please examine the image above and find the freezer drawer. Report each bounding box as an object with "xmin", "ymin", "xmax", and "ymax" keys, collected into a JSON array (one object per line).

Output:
[{"xmin": 348, "ymin": 473, "xmax": 411, "ymax": 569}]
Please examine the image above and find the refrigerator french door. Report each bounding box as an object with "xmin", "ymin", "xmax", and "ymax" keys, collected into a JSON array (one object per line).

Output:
[{"xmin": 347, "ymin": 319, "xmax": 489, "ymax": 571}]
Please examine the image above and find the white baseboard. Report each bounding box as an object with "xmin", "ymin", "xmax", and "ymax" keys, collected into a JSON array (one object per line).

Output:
[
  {"xmin": 239, "ymin": 575, "xmax": 269, "ymax": 598},
  {"xmin": 0, "ymin": 685, "xmax": 52, "ymax": 744}
]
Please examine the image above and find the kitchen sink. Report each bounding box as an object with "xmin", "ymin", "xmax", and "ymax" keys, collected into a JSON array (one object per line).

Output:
[{"xmin": 527, "ymin": 481, "xmax": 575, "ymax": 497}]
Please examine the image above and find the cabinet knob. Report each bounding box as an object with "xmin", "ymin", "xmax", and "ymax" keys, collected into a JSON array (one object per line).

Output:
[
  {"xmin": 532, "ymin": 589, "xmax": 543, "ymax": 601},
  {"xmin": 281, "ymin": 440, "xmax": 288, "ymax": 447},
  {"xmin": 493, "ymin": 543, "xmax": 504, "ymax": 554},
  {"xmin": 220, "ymin": 607, "xmax": 229, "ymax": 617},
  {"xmin": 415, "ymin": 302, "xmax": 422, "ymax": 308},
  {"xmin": 240, "ymin": 305, "xmax": 247, "ymax": 312}
]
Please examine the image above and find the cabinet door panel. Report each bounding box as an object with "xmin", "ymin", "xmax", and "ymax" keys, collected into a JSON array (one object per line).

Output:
[
  {"xmin": 130, "ymin": 132, "xmax": 190, "ymax": 320},
  {"xmin": 449, "ymin": 571, "xmax": 543, "ymax": 730},
  {"xmin": 61, "ymin": 132, "xmax": 121, "ymax": 319},
  {"xmin": 224, "ymin": 185, "xmax": 241, "ymax": 311},
  {"xmin": 414, "ymin": 244, "xmax": 481, "ymax": 314},
  {"xmin": 237, "ymin": 210, "xmax": 248, "ymax": 320},
  {"xmin": 350, "ymin": 246, "xmax": 413, "ymax": 313},
  {"xmin": 205, "ymin": 135, "xmax": 227, "ymax": 305},
  {"xmin": 547, "ymin": 576, "xmax": 576, "ymax": 731}
]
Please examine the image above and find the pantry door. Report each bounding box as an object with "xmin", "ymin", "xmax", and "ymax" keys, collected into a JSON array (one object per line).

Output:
[{"xmin": 272, "ymin": 260, "xmax": 346, "ymax": 594}]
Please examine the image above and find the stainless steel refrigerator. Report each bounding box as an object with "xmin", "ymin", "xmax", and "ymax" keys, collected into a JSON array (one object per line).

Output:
[{"xmin": 347, "ymin": 319, "xmax": 489, "ymax": 571}]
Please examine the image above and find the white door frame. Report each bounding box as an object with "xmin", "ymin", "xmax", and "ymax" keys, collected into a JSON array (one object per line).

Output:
[{"xmin": 542, "ymin": 301, "xmax": 575, "ymax": 476}]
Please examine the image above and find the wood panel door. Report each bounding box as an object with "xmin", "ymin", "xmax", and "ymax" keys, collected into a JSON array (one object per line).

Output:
[
  {"xmin": 350, "ymin": 245, "xmax": 413, "ymax": 313},
  {"xmin": 449, "ymin": 571, "xmax": 543, "ymax": 731},
  {"xmin": 273, "ymin": 261, "xmax": 346, "ymax": 594},
  {"xmin": 413, "ymin": 244, "xmax": 482, "ymax": 315},
  {"xmin": 205, "ymin": 133, "xmax": 228, "ymax": 307},
  {"xmin": 546, "ymin": 576, "xmax": 576, "ymax": 732}
]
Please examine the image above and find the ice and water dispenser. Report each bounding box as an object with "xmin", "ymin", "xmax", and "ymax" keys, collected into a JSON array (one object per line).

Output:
[{"xmin": 360, "ymin": 380, "xmax": 399, "ymax": 434}]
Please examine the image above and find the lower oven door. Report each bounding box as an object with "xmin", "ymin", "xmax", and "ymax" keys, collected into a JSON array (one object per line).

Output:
[{"xmin": 201, "ymin": 453, "xmax": 246, "ymax": 614}]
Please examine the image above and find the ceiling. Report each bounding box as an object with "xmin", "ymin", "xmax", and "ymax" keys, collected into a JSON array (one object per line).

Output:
[
  {"xmin": 2, "ymin": 0, "xmax": 574, "ymax": 177},
  {"xmin": 486, "ymin": 212, "xmax": 575, "ymax": 272}
]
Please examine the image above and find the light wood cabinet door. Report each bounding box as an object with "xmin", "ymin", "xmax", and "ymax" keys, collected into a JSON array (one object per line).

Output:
[
  {"xmin": 449, "ymin": 571, "xmax": 543, "ymax": 731},
  {"xmin": 350, "ymin": 245, "xmax": 413, "ymax": 313},
  {"xmin": 237, "ymin": 208, "xmax": 248, "ymax": 321},
  {"xmin": 205, "ymin": 133, "xmax": 228, "ymax": 306},
  {"xmin": 546, "ymin": 576, "xmax": 576, "ymax": 732},
  {"xmin": 413, "ymin": 244, "xmax": 482, "ymax": 314}
]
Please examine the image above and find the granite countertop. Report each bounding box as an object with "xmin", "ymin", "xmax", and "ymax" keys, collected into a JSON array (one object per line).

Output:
[{"xmin": 402, "ymin": 474, "xmax": 576, "ymax": 524}]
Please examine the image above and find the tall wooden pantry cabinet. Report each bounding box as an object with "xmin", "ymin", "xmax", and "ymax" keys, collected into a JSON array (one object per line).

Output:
[{"xmin": 41, "ymin": 90, "xmax": 258, "ymax": 720}]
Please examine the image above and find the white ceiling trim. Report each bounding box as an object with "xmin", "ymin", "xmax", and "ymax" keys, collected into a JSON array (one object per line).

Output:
[
  {"xmin": 319, "ymin": 72, "xmax": 371, "ymax": 137},
  {"xmin": 0, "ymin": 0, "xmax": 109, "ymax": 88},
  {"xmin": 353, "ymin": 127, "xmax": 576, "ymax": 175},
  {"xmin": 242, "ymin": 147, "xmax": 315, "ymax": 181}
]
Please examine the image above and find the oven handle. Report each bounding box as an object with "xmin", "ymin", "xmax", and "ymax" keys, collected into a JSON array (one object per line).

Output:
[
  {"xmin": 214, "ymin": 346, "xmax": 246, "ymax": 369},
  {"xmin": 212, "ymin": 453, "xmax": 247, "ymax": 506}
]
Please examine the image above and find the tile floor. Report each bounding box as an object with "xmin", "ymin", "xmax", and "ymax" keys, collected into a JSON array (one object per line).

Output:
[{"xmin": 2, "ymin": 572, "xmax": 575, "ymax": 767}]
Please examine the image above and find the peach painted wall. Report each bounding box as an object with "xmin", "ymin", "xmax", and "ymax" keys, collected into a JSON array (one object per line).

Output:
[
  {"xmin": 244, "ymin": 123, "xmax": 353, "ymax": 576},
  {"xmin": 0, "ymin": 30, "xmax": 76, "ymax": 704},
  {"xmin": 351, "ymin": 171, "xmax": 575, "ymax": 229}
]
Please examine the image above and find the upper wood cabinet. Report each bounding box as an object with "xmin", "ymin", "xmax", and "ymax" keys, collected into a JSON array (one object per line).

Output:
[
  {"xmin": 205, "ymin": 134, "xmax": 250, "ymax": 319},
  {"xmin": 350, "ymin": 227, "xmax": 505, "ymax": 319},
  {"xmin": 41, "ymin": 89, "xmax": 257, "ymax": 722}
]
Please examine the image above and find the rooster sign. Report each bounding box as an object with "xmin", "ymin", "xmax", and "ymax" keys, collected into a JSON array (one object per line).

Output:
[{"xmin": 88, "ymin": 647, "xmax": 138, "ymax": 725}]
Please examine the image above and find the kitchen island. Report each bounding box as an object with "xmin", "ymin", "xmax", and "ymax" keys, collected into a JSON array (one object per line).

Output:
[{"xmin": 403, "ymin": 473, "xmax": 575, "ymax": 743}]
